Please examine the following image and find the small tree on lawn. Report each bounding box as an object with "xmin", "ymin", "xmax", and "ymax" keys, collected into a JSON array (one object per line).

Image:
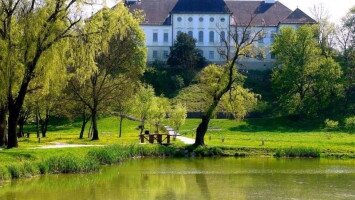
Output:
[
  {"xmin": 167, "ymin": 33, "xmax": 206, "ymax": 69},
  {"xmin": 148, "ymin": 97, "xmax": 170, "ymax": 133},
  {"xmin": 133, "ymin": 85, "xmax": 155, "ymax": 134},
  {"xmin": 169, "ymin": 103, "xmax": 187, "ymax": 133}
]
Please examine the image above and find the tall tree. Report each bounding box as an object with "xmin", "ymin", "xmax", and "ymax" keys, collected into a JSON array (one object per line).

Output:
[
  {"xmin": 0, "ymin": 0, "xmax": 82, "ymax": 148},
  {"xmin": 337, "ymin": 7, "xmax": 355, "ymax": 114},
  {"xmin": 167, "ymin": 33, "xmax": 205, "ymax": 69},
  {"xmin": 68, "ymin": 4, "xmax": 146, "ymax": 140},
  {"xmin": 271, "ymin": 25, "xmax": 343, "ymax": 117},
  {"xmin": 193, "ymin": 16, "xmax": 264, "ymax": 146}
]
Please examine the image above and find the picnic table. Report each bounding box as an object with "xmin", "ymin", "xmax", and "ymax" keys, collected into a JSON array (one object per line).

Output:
[{"xmin": 139, "ymin": 133, "xmax": 172, "ymax": 144}]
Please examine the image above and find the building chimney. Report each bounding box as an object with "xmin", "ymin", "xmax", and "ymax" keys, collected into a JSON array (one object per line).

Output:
[{"xmin": 265, "ymin": 0, "xmax": 276, "ymax": 3}]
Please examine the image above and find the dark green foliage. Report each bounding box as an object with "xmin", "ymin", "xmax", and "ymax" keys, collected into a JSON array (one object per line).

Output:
[
  {"xmin": 167, "ymin": 33, "xmax": 206, "ymax": 69},
  {"xmin": 274, "ymin": 147, "xmax": 320, "ymax": 158},
  {"xmin": 272, "ymin": 26, "xmax": 343, "ymax": 118},
  {"xmin": 192, "ymin": 146, "xmax": 224, "ymax": 157},
  {"xmin": 143, "ymin": 65, "xmax": 201, "ymax": 98}
]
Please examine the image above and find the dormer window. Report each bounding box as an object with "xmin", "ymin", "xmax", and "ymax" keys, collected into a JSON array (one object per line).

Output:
[
  {"xmin": 210, "ymin": 17, "xmax": 214, "ymax": 22},
  {"xmin": 188, "ymin": 17, "xmax": 193, "ymax": 22},
  {"xmin": 177, "ymin": 17, "xmax": 182, "ymax": 22}
]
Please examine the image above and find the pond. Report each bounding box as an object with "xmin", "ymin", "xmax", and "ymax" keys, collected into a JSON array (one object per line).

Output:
[{"xmin": 0, "ymin": 157, "xmax": 354, "ymax": 200}]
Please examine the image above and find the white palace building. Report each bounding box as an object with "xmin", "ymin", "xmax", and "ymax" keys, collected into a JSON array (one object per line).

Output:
[{"xmin": 127, "ymin": 0, "xmax": 316, "ymax": 69}]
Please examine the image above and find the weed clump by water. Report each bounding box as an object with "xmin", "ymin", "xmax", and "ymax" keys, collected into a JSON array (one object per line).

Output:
[{"xmin": 274, "ymin": 147, "xmax": 320, "ymax": 158}]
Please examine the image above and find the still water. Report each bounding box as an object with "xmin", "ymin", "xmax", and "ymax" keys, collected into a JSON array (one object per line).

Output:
[{"xmin": 0, "ymin": 157, "xmax": 354, "ymax": 200}]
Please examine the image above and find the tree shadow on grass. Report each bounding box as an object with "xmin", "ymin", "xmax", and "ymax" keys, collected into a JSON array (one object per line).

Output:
[{"xmin": 228, "ymin": 117, "xmax": 322, "ymax": 133}]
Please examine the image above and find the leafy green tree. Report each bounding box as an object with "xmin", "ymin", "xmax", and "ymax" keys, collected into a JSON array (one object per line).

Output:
[
  {"xmin": 337, "ymin": 7, "xmax": 355, "ymax": 114},
  {"xmin": 68, "ymin": 5, "xmax": 146, "ymax": 140},
  {"xmin": 169, "ymin": 103, "xmax": 187, "ymax": 133},
  {"xmin": 272, "ymin": 25, "xmax": 343, "ymax": 117},
  {"xmin": 167, "ymin": 33, "xmax": 205, "ymax": 69},
  {"xmin": 181, "ymin": 16, "xmax": 265, "ymax": 145},
  {"xmin": 0, "ymin": 0, "xmax": 83, "ymax": 148},
  {"xmin": 148, "ymin": 97, "xmax": 170, "ymax": 133},
  {"xmin": 132, "ymin": 85, "xmax": 155, "ymax": 134}
]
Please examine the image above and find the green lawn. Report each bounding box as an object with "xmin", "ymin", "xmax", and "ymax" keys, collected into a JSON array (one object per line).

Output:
[
  {"xmin": 0, "ymin": 116, "xmax": 354, "ymax": 167},
  {"xmin": 179, "ymin": 118, "xmax": 354, "ymax": 155}
]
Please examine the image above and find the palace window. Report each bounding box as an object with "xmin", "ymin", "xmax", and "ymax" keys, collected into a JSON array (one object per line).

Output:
[
  {"xmin": 198, "ymin": 31, "xmax": 204, "ymax": 43},
  {"xmin": 188, "ymin": 31, "xmax": 193, "ymax": 37},
  {"xmin": 209, "ymin": 31, "xmax": 214, "ymax": 43},
  {"xmin": 209, "ymin": 51, "xmax": 215, "ymax": 59},
  {"xmin": 220, "ymin": 31, "xmax": 226, "ymax": 42},
  {"xmin": 199, "ymin": 17, "xmax": 204, "ymax": 22},
  {"xmin": 153, "ymin": 32, "xmax": 158, "ymax": 42},
  {"xmin": 188, "ymin": 17, "xmax": 193, "ymax": 22},
  {"xmin": 210, "ymin": 17, "xmax": 214, "ymax": 22},
  {"xmin": 220, "ymin": 17, "xmax": 225, "ymax": 22},
  {"xmin": 163, "ymin": 33, "xmax": 169, "ymax": 42},
  {"xmin": 177, "ymin": 17, "xmax": 182, "ymax": 22},
  {"xmin": 153, "ymin": 50, "xmax": 158, "ymax": 59},
  {"xmin": 163, "ymin": 50, "xmax": 169, "ymax": 58}
]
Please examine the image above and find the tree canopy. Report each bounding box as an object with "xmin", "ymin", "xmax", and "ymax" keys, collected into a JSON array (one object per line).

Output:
[{"xmin": 272, "ymin": 25, "xmax": 343, "ymax": 117}]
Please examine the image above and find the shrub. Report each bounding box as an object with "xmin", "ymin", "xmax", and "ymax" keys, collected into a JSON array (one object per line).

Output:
[
  {"xmin": 274, "ymin": 147, "xmax": 320, "ymax": 158},
  {"xmin": 324, "ymin": 119, "xmax": 339, "ymax": 131},
  {"xmin": 0, "ymin": 165, "xmax": 10, "ymax": 181},
  {"xmin": 193, "ymin": 146, "xmax": 224, "ymax": 157},
  {"xmin": 37, "ymin": 162, "xmax": 49, "ymax": 174},
  {"xmin": 7, "ymin": 164, "xmax": 24, "ymax": 179},
  {"xmin": 23, "ymin": 162, "xmax": 38, "ymax": 177},
  {"xmin": 344, "ymin": 116, "xmax": 355, "ymax": 132},
  {"xmin": 46, "ymin": 154, "xmax": 82, "ymax": 173}
]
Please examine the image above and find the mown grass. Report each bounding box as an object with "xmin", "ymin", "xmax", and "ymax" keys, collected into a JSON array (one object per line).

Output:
[
  {"xmin": 0, "ymin": 116, "xmax": 354, "ymax": 182},
  {"xmin": 179, "ymin": 118, "xmax": 355, "ymax": 157}
]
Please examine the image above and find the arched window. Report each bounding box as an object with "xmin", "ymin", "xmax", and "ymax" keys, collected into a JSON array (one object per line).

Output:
[
  {"xmin": 188, "ymin": 31, "xmax": 193, "ymax": 37},
  {"xmin": 198, "ymin": 31, "xmax": 204, "ymax": 43},
  {"xmin": 209, "ymin": 31, "xmax": 214, "ymax": 43},
  {"xmin": 177, "ymin": 31, "xmax": 182, "ymax": 36},
  {"xmin": 220, "ymin": 31, "xmax": 225, "ymax": 42}
]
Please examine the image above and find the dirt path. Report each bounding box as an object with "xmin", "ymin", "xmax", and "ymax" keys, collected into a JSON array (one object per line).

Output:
[
  {"xmin": 33, "ymin": 142, "xmax": 103, "ymax": 149},
  {"xmin": 175, "ymin": 136, "xmax": 195, "ymax": 145}
]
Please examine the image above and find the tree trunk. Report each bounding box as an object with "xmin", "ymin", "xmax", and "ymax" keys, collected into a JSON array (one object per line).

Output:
[
  {"xmin": 17, "ymin": 118, "xmax": 24, "ymax": 138},
  {"xmin": 36, "ymin": 108, "xmax": 40, "ymax": 139},
  {"xmin": 79, "ymin": 113, "xmax": 90, "ymax": 139},
  {"xmin": 0, "ymin": 107, "xmax": 6, "ymax": 147},
  {"xmin": 119, "ymin": 115, "xmax": 123, "ymax": 138},
  {"xmin": 7, "ymin": 110, "xmax": 19, "ymax": 148},
  {"xmin": 91, "ymin": 109, "xmax": 99, "ymax": 140},
  {"xmin": 194, "ymin": 116, "xmax": 210, "ymax": 146},
  {"xmin": 41, "ymin": 110, "xmax": 49, "ymax": 138}
]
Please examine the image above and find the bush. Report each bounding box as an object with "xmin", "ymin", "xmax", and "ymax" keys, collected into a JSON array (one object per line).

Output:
[
  {"xmin": 324, "ymin": 119, "xmax": 339, "ymax": 131},
  {"xmin": 0, "ymin": 165, "xmax": 10, "ymax": 181},
  {"xmin": 193, "ymin": 146, "xmax": 224, "ymax": 157},
  {"xmin": 274, "ymin": 147, "xmax": 320, "ymax": 158},
  {"xmin": 344, "ymin": 116, "xmax": 355, "ymax": 131},
  {"xmin": 7, "ymin": 164, "xmax": 24, "ymax": 179},
  {"xmin": 46, "ymin": 154, "xmax": 83, "ymax": 173}
]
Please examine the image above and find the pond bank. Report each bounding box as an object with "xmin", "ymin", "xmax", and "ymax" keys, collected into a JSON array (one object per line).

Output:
[{"xmin": 0, "ymin": 144, "xmax": 354, "ymax": 183}]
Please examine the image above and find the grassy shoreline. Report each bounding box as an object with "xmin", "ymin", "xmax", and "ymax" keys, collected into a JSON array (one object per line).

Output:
[
  {"xmin": 0, "ymin": 143, "xmax": 353, "ymax": 182},
  {"xmin": 0, "ymin": 117, "xmax": 354, "ymax": 182}
]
